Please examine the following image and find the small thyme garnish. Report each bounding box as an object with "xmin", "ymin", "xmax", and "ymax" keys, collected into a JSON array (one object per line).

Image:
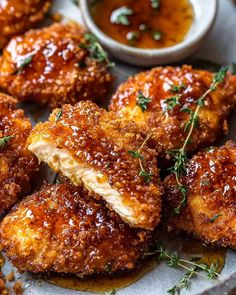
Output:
[
  {"xmin": 110, "ymin": 6, "xmax": 133, "ymax": 26},
  {"xmin": 55, "ymin": 109, "xmax": 62, "ymax": 121},
  {"xmin": 153, "ymin": 31, "xmax": 162, "ymax": 41},
  {"xmin": 128, "ymin": 134, "xmax": 153, "ymax": 183},
  {"xmin": 150, "ymin": 0, "xmax": 160, "ymax": 10},
  {"xmin": 12, "ymin": 55, "xmax": 33, "ymax": 75},
  {"xmin": 170, "ymin": 83, "xmax": 187, "ymax": 93},
  {"xmin": 145, "ymin": 245, "xmax": 219, "ymax": 295},
  {"xmin": 200, "ymin": 180, "xmax": 210, "ymax": 186},
  {"xmin": 163, "ymin": 95, "xmax": 181, "ymax": 114},
  {"xmin": 0, "ymin": 136, "xmax": 13, "ymax": 149},
  {"xmin": 167, "ymin": 66, "xmax": 229, "ymax": 214},
  {"xmin": 136, "ymin": 90, "xmax": 152, "ymax": 112},
  {"xmin": 79, "ymin": 33, "xmax": 115, "ymax": 68},
  {"xmin": 209, "ymin": 213, "xmax": 222, "ymax": 223},
  {"xmin": 104, "ymin": 290, "xmax": 116, "ymax": 295}
]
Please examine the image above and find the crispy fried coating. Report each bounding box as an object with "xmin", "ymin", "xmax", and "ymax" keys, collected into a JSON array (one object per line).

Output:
[
  {"xmin": 164, "ymin": 141, "xmax": 236, "ymax": 248},
  {"xmin": 27, "ymin": 101, "xmax": 162, "ymax": 230},
  {"xmin": 0, "ymin": 183, "xmax": 152, "ymax": 274},
  {"xmin": 0, "ymin": 93, "xmax": 38, "ymax": 214},
  {"xmin": 110, "ymin": 65, "xmax": 236, "ymax": 160},
  {"xmin": 0, "ymin": 23, "xmax": 112, "ymax": 108},
  {"xmin": 0, "ymin": 0, "xmax": 51, "ymax": 49}
]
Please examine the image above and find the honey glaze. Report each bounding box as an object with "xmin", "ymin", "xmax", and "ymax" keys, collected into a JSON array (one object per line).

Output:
[
  {"xmin": 45, "ymin": 236, "xmax": 226, "ymax": 293},
  {"xmin": 45, "ymin": 257, "xmax": 157, "ymax": 293},
  {"xmin": 91, "ymin": 0, "xmax": 194, "ymax": 49},
  {"xmin": 181, "ymin": 237, "xmax": 227, "ymax": 273}
]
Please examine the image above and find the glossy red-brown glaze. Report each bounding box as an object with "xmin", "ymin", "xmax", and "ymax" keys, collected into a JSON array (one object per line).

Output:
[
  {"xmin": 0, "ymin": 183, "xmax": 152, "ymax": 274},
  {"xmin": 110, "ymin": 65, "xmax": 236, "ymax": 160},
  {"xmin": 28, "ymin": 101, "xmax": 163, "ymax": 230},
  {"xmin": 0, "ymin": 93, "xmax": 39, "ymax": 214},
  {"xmin": 0, "ymin": 23, "xmax": 112, "ymax": 108},
  {"xmin": 0, "ymin": 0, "xmax": 51, "ymax": 49},
  {"xmin": 164, "ymin": 141, "xmax": 236, "ymax": 248}
]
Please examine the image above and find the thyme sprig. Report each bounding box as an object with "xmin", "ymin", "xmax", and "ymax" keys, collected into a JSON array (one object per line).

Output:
[
  {"xmin": 128, "ymin": 134, "xmax": 153, "ymax": 183},
  {"xmin": 136, "ymin": 90, "xmax": 152, "ymax": 112},
  {"xmin": 145, "ymin": 245, "xmax": 219, "ymax": 295},
  {"xmin": 80, "ymin": 33, "xmax": 114, "ymax": 68},
  {"xmin": 167, "ymin": 66, "xmax": 229, "ymax": 214},
  {"xmin": 0, "ymin": 136, "xmax": 13, "ymax": 149}
]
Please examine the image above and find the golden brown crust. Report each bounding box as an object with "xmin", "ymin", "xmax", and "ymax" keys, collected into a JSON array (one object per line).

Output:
[
  {"xmin": 163, "ymin": 141, "xmax": 236, "ymax": 248},
  {"xmin": 0, "ymin": 23, "xmax": 112, "ymax": 108},
  {"xmin": 0, "ymin": 183, "xmax": 152, "ymax": 274},
  {"xmin": 27, "ymin": 101, "xmax": 163, "ymax": 230},
  {"xmin": 0, "ymin": 93, "xmax": 39, "ymax": 214},
  {"xmin": 110, "ymin": 65, "xmax": 236, "ymax": 160},
  {"xmin": 0, "ymin": 0, "xmax": 51, "ymax": 49}
]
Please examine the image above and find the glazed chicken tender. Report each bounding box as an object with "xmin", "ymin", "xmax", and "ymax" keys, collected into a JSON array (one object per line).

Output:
[
  {"xmin": 0, "ymin": 23, "xmax": 112, "ymax": 108},
  {"xmin": 110, "ymin": 66, "xmax": 236, "ymax": 160},
  {"xmin": 0, "ymin": 93, "xmax": 38, "ymax": 215},
  {"xmin": 0, "ymin": 183, "xmax": 152, "ymax": 274},
  {"xmin": 0, "ymin": 0, "xmax": 51, "ymax": 49},
  {"xmin": 27, "ymin": 101, "xmax": 162, "ymax": 230},
  {"xmin": 164, "ymin": 141, "xmax": 236, "ymax": 248}
]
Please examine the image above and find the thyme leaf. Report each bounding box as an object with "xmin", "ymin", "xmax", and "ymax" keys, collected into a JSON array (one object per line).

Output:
[
  {"xmin": 110, "ymin": 6, "xmax": 133, "ymax": 26},
  {"xmin": 0, "ymin": 136, "xmax": 13, "ymax": 149},
  {"xmin": 170, "ymin": 83, "xmax": 187, "ymax": 93},
  {"xmin": 163, "ymin": 95, "xmax": 181, "ymax": 113},
  {"xmin": 136, "ymin": 90, "xmax": 152, "ymax": 112},
  {"xmin": 209, "ymin": 213, "xmax": 222, "ymax": 223},
  {"xmin": 55, "ymin": 109, "xmax": 62, "ymax": 121},
  {"xmin": 104, "ymin": 290, "xmax": 116, "ymax": 295},
  {"xmin": 139, "ymin": 170, "xmax": 153, "ymax": 184},
  {"xmin": 153, "ymin": 31, "xmax": 162, "ymax": 41},
  {"xmin": 128, "ymin": 150, "xmax": 144, "ymax": 159},
  {"xmin": 150, "ymin": 0, "xmax": 160, "ymax": 10}
]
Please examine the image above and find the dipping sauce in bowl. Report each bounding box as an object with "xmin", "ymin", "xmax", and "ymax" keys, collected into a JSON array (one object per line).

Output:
[{"xmin": 90, "ymin": 0, "xmax": 194, "ymax": 49}]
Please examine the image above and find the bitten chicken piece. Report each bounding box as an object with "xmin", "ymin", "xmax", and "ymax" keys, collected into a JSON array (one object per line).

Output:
[
  {"xmin": 0, "ymin": 0, "xmax": 51, "ymax": 49},
  {"xmin": 110, "ymin": 65, "xmax": 236, "ymax": 160},
  {"xmin": 0, "ymin": 23, "xmax": 112, "ymax": 108},
  {"xmin": 27, "ymin": 101, "xmax": 162, "ymax": 230},
  {"xmin": 0, "ymin": 183, "xmax": 152, "ymax": 274},
  {"xmin": 164, "ymin": 141, "xmax": 236, "ymax": 248},
  {"xmin": 0, "ymin": 93, "xmax": 39, "ymax": 215}
]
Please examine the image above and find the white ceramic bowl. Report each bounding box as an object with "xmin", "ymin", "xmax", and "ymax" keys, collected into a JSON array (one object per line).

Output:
[{"xmin": 80, "ymin": 0, "xmax": 218, "ymax": 66}]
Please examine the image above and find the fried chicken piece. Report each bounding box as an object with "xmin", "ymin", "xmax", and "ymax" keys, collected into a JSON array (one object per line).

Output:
[
  {"xmin": 0, "ymin": 0, "xmax": 51, "ymax": 49},
  {"xmin": 27, "ymin": 101, "xmax": 162, "ymax": 230},
  {"xmin": 0, "ymin": 23, "xmax": 112, "ymax": 108},
  {"xmin": 0, "ymin": 93, "xmax": 38, "ymax": 215},
  {"xmin": 110, "ymin": 65, "xmax": 236, "ymax": 161},
  {"xmin": 0, "ymin": 183, "xmax": 152, "ymax": 274},
  {"xmin": 164, "ymin": 141, "xmax": 236, "ymax": 248}
]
